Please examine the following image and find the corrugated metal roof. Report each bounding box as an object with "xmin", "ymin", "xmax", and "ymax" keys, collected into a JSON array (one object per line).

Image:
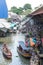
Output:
[{"xmin": 30, "ymin": 7, "xmax": 43, "ymax": 16}]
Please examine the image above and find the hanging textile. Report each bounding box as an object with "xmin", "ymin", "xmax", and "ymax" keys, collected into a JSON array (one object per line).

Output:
[{"xmin": 30, "ymin": 38, "xmax": 35, "ymax": 47}]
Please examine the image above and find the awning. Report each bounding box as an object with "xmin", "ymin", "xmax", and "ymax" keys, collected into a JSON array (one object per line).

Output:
[{"xmin": 0, "ymin": 19, "xmax": 11, "ymax": 29}]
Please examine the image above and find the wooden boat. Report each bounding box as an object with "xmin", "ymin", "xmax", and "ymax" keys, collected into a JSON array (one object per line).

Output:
[
  {"xmin": 2, "ymin": 47, "xmax": 12, "ymax": 59},
  {"xmin": 17, "ymin": 47, "xmax": 31, "ymax": 58},
  {"xmin": 17, "ymin": 41, "xmax": 31, "ymax": 58}
]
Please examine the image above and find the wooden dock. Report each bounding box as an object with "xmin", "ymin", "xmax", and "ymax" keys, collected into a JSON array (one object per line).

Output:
[
  {"xmin": 33, "ymin": 47, "xmax": 43, "ymax": 58},
  {"xmin": 38, "ymin": 54, "xmax": 43, "ymax": 58},
  {"xmin": 30, "ymin": 55, "xmax": 39, "ymax": 65},
  {"xmin": 36, "ymin": 50, "xmax": 43, "ymax": 58}
]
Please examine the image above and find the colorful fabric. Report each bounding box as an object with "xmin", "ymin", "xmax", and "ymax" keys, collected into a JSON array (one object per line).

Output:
[
  {"xmin": 32, "ymin": 38, "xmax": 36, "ymax": 44},
  {"xmin": 0, "ymin": 0, "xmax": 8, "ymax": 18},
  {"xmin": 30, "ymin": 38, "xmax": 35, "ymax": 47}
]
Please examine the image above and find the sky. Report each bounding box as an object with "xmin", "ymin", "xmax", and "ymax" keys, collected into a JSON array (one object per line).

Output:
[{"xmin": 6, "ymin": 0, "xmax": 43, "ymax": 10}]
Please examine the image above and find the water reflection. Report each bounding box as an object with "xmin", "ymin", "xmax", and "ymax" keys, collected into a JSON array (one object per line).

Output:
[{"xmin": 0, "ymin": 33, "xmax": 30, "ymax": 65}]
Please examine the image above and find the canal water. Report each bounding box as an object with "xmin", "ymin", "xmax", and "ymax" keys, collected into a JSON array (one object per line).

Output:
[{"xmin": 0, "ymin": 32, "xmax": 30, "ymax": 65}]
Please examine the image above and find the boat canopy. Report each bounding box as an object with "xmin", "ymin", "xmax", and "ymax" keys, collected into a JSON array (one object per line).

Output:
[
  {"xmin": 0, "ymin": 19, "xmax": 11, "ymax": 29},
  {"xmin": 18, "ymin": 41, "xmax": 31, "ymax": 51}
]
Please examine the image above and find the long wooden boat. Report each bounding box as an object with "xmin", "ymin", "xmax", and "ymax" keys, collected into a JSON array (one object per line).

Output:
[
  {"xmin": 17, "ymin": 47, "xmax": 31, "ymax": 58},
  {"xmin": 2, "ymin": 47, "xmax": 12, "ymax": 59}
]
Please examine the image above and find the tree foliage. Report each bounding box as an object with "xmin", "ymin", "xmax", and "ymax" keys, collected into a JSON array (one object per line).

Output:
[
  {"xmin": 24, "ymin": 4, "xmax": 32, "ymax": 10},
  {"xmin": 21, "ymin": 9, "xmax": 32, "ymax": 15},
  {"xmin": 10, "ymin": 6, "xmax": 17, "ymax": 13},
  {"xmin": 10, "ymin": 6, "xmax": 23, "ymax": 14},
  {"xmin": 10, "ymin": 3, "xmax": 32, "ymax": 15}
]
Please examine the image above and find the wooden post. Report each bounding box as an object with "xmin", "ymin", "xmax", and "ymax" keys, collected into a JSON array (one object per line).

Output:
[{"xmin": 40, "ymin": 59, "xmax": 41, "ymax": 65}]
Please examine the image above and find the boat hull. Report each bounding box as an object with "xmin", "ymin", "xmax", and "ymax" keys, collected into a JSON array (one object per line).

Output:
[
  {"xmin": 3, "ymin": 52, "xmax": 12, "ymax": 59},
  {"xmin": 17, "ymin": 47, "xmax": 31, "ymax": 58}
]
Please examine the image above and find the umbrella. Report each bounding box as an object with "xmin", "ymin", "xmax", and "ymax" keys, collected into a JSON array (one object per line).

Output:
[{"xmin": 0, "ymin": 0, "xmax": 8, "ymax": 18}]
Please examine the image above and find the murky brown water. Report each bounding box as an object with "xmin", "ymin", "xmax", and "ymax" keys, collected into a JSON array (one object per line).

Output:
[{"xmin": 0, "ymin": 33, "xmax": 30, "ymax": 65}]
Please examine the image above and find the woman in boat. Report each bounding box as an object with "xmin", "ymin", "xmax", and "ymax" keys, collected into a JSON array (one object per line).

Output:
[
  {"xmin": 2, "ymin": 43, "xmax": 12, "ymax": 59},
  {"xmin": 3, "ymin": 43, "xmax": 8, "ymax": 52},
  {"xmin": 3, "ymin": 43, "xmax": 12, "ymax": 55}
]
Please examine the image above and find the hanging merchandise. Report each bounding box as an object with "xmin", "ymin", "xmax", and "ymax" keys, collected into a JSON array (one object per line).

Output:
[{"xmin": 30, "ymin": 38, "xmax": 35, "ymax": 47}]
